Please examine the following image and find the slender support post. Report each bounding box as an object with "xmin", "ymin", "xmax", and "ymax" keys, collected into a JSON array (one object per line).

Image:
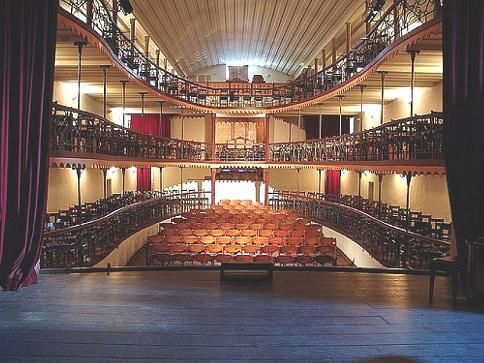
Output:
[
  {"xmin": 393, "ymin": 0, "xmax": 400, "ymax": 38},
  {"xmin": 211, "ymin": 168, "xmax": 216, "ymax": 206},
  {"xmin": 179, "ymin": 166, "xmax": 183, "ymax": 193},
  {"xmin": 211, "ymin": 113, "xmax": 216, "ymax": 160},
  {"xmin": 314, "ymin": 58, "xmax": 319, "ymax": 74},
  {"xmin": 155, "ymin": 49, "xmax": 160, "ymax": 88},
  {"xmin": 407, "ymin": 48, "xmax": 420, "ymax": 117},
  {"xmin": 318, "ymin": 169, "xmax": 322, "ymax": 193},
  {"xmin": 297, "ymin": 109, "xmax": 301, "ymax": 129},
  {"xmin": 159, "ymin": 166, "xmax": 163, "ymax": 192},
  {"xmin": 405, "ymin": 173, "xmax": 412, "ymax": 230},
  {"xmin": 358, "ymin": 171, "xmax": 362, "ymax": 198},
  {"xmin": 288, "ymin": 118, "xmax": 292, "ymax": 142},
  {"xmin": 120, "ymin": 80, "xmax": 128, "ymax": 128},
  {"xmin": 358, "ymin": 84, "xmax": 367, "ymax": 132},
  {"xmin": 76, "ymin": 167, "xmax": 83, "ymax": 223},
  {"xmin": 378, "ymin": 71, "xmax": 387, "ymax": 124},
  {"xmin": 86, "ymin": 0, "xmax": 93, "ymax": 26},
  {"xmin": 100, "ymin": 65, "xmax": 110, "ymax": 119},
  {"xmin": 331, "ymin": 38, "xmax": 337, "ymax": 64},
  {"xmin": 140, "ymin": 92, "xmax": 146, "ymax": 116},
  {"xmin": 365, "ymin": 0, "xmax": 371, "ymax": 34},
  {"xmin": 180, "ymin": 108, "xmax": 185, "ymax": 159},
  {"xmin": 263, "ymin": 169, "xmax": 270, "ymax": 206},
  {"xmin": 318, "ymin": 104, "xmax": 323, "ymax": 139},
  {"xmin": 121, "ymin": 167, "xmax": 126, "ymax": 196},
  {"xmin": 74, "ymin": 40, "xmax": 87, "ymax": 111},
  {"xmin": 264, "ymin": 113, "xmax": 270, "ymax": 161},
  {"xmin": 111, "ymin": 0, "xmax": 118, "ymax": 48},
  {"xmin": 129, "ymin": 18, "xmax": 136, "ymax": 56},
  {"xmin": 102, "ymin": 168, "xmax": 107, "ymax": 199},
  {"xmin": 321, "ymin": 49, "xmax": 326, "ymax": 87},
  {"xmin": 378, "ymin": 173, "xmax": 383, "ymax": 217},
  {"xmin": 296, "ymin": 168, "xmax": 300, "ymax": 192},
  {"xmin": 346, "ymin": 22, "xmax": 352, "ymax": 55},
  {"xmin": 144, "ymin": 35, "xmax": 150, "ymax": 81},
  {"xmin": 338, "ymin": 95, "xmax": 344, "ymax": 136}
]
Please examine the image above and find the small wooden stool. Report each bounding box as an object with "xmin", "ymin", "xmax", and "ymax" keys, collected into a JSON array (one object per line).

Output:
[{"xmin": 429, "ymin": 255, "xmax": 465, "ymax": 306}]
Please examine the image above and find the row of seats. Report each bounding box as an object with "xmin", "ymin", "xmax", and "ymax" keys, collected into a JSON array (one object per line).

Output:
[{"xmin": 151, "ymin": 253, "xmax": 335, "ymax": 267}]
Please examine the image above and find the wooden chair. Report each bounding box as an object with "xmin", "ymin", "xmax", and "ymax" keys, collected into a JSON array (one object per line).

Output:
[
  {"xmin": 188, "ymin": 244, "xmax": 205, "ymax": 253},
  {"xmin": 225, "ymin": 229, "xmax": 241, "ymax": 237},
  {"xmin": 241, "ymin": 229, "xmax": 257, "ymax": 237},
  {"xmin": 252, "ymin": 236, "xmax": 269, "ymax": 246},
  {"xmin": 178, "ymin": 228, "xmax": 193, "ymax": 236},
  {"xmin": 216, "ymin": 236, "xmax": 233, "ymax": 245},
  {"xmin": 290, "ymin": 230, "xmax": 305, "ymax": 238},
  {"xmin": 269, "ymin": 237, "xmax": 285, "ymax": 246},
  {"xmin": 304, "ymin": 237, "xmax": 321, "ymax": 246},
  {"xmin": 165, "ymin": 235, "xmax": 180, "ymax": 244},
  {"xmin": 281, "ymin": 245, "xmax": 298, "ymax": 255},
  {"xmin": 172, "ymin": 253, "xmax": 193, "ymax": 265},
  {"xmin": 193, "ymin": 229, "xmax": 208, "ymax": 237},
  {"xmin": 429, "ymin": 255, "xmax": 466, "ymax": 307},
  {"xmin": 276, "ymin": 255, "xmax": 294, "ymax": 266},
  {"xmin": 206, "ymin": 244, "xmax": 223, "ymax": 254},
  {"xmin": 151, "ymin": 243, "xmax": 169, "ymax": 253},
  {"xmin": 243, "ymin": 245, "xmax": 260, "ymax": 255},
  {"xmin": 210, "ymin": 229, "xmax": 225, "ymax": 237},
  {"xmin": 149, "ymin": 235, "xmax": 164, "ymax": 243},
  {"xmin": 182, "ymin": 235, "xmax": 199, "ymax": 244},
  {"xmin": 261, "ymin": 245, "xmax": 279, "ymax": 255},
  {"xmin": 215, "ymin": 254, "xmax": 234, "ymax": 263},
  {"xmin": 274, "ymin": 230, "xmax": 290, "ymax": 238},
  {"xmin": 224, "ymin": 244, "xmax": 242, "ymax": 254},
  {"xmin": 235, "ymin": 255, "xmax": 254, "ymax": 263},
  {"xmin": 151, "ymin": 253, "xmax": 171, "ymax": 265},
  {"xmin": 235, "ymin": 223, "xmax": 250, "ymax": 230},
  {"xmin": 169, "ymin": 244, "xmax": 187, "ymax": 253},
  {"xmin": 200, "ymin": 236, "xmax": 216, "ymax": 245},
  {"xmin": 259, "ymin": 229, "xmax": 273, "ymax": 237},
  {"xmin": 316, "ymin": 255, "xmax": 333, "ymax": 266},
  {"xmin": 297, "ymin": 255, "xmax": 315, "ymax": 266},
  {"xmin": 287, "ymin": 237, "xmax": 302, "ymax": 246},
  {"xmin": 254, "ymin": 255, "xmax": 273, "ymax": 263},
  {"xmin": 235, "ymin": 236, "xmax": 251, "ymax": 245},
  {"xmin": 299, "ymin": 246, "xmax": 316, "ymax": 256},
  {"xmin": 193, "ymin": 253, "xmax": 213, "ymax": 265}
]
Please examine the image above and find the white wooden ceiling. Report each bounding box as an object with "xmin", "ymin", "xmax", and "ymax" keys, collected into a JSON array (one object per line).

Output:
[{"xmin": 130, "ymin": 0, "xmax": 364, "ymax": 77}]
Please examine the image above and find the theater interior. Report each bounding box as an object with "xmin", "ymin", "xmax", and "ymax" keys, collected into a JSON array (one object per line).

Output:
[{"xmin": 1, "ymin": 0, "xmax": 484, "ymax": 361}]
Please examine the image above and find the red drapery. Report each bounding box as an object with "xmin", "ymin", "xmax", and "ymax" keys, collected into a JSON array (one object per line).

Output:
[
  {"xmin": 325, "ymin": 170, "xmax": 341, "ymax": 196},
  {"xmin": 130, "ymin": 114, "xmax": 170, "ymax": 192},
  {"xmin": 443, "ymin": 0, "xmax": 484, "ymax": 257},
  {"xmin": 0, "ymin": 0, "xmax": 58, "ymax": 290}
]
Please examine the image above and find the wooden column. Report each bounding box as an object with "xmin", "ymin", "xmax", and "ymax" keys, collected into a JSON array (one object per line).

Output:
[
  {"xmin": 155, "ymin": 49, "xmax": 160, "ymax": 88},
  {"xmin": 129, "ymin": 18, "xmax": 136, "ymax": 58},
  {"xmin": 102, "ymin": 168, "xmax": 108, "ymax": 199},
  {"xmin": 210, "ymin": 113, "xmax": 216, "ymax": 160},
  {"xmin": 378, "ymin": 71, "xmax": 387, "ymax": 124},
  {"xmin": 159, "ymin": 166, "xmax": 163, "ymax": 192},
  {"xmin": 211, "ymin": 168, "xmax": 216, "ymax": 206},
  {"xmin": 331, "ymin": 38, "xmax": 337, "ymax": 64},
  {"xmin": 314, "ymin": 58, "xmax": 319, "ymax": 74},
  {"xmin": 406, "ymin": 173, "xmax": 412, "ymax": 230},
  {"xmin": 121, "ymin": 167, "xmax": 126, "ymax": 196},
  {"xmin": 112, "ymin": 0, "xmax": 118, "ymax": 43},
  {"xmin": 144, "ymin": 35, "xmax": 150, "ymax": 80},
  {"xmin": 263, "ymin": 169, "xmax": 269, "ymax": 206},
  {"xmin": 264, "ymin": 113, "xmax": 270, "ymax": 161},
  {"xmin": 378, "ymin": 173, "xmax": 383, "ymax": 216},
  {"xmin": 365, "ymin": 0, "xmax": 371, "ymax": 34},
  {"xmin": 346, "ymin": 22, "xmax": 352, "ymax": 55},
  {"xmin": 407, "ymin": 48, "xmax": 420, "ymax": 117},
  {"xmin": 318, "ymin": 169, "xmax": 322, "ymax": 193},
  {"xmin": 100, "ymin": 65, "xmax": 110, "ymax": 119},
  {"xmin": 86, "ymin": 0, "xmax": 93, "ymax": 26}
]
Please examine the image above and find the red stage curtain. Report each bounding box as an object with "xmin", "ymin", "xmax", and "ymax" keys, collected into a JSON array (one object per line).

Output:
[
  {"xmin": 0, "ymin": 0, "xmax": 58, "ymax": 290},
  {"xmin": 130, "ymin": 114, "xmax": 171, "ymax": 192},
  {"xmin": 325, "ymin": 170, "xmax": 341, "ymax": 196},
  {"xmin": 443, "ymin": 0, "xmax": 484, "ymax": 257}
]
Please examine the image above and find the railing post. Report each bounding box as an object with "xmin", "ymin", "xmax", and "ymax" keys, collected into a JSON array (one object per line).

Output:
[
  {"xmin": 86, "ymin": 0, "xmax": 93, "ymax": 26},
  {"xmin": 378, "ymin": 71, "xmax": 387, "ymax": 125},
  {"xmin": 210, "ymin": 113, "xmax": 216, "ymax": 160},
  {"xmin": 265, "ymin": 113, "xmax": 270, "ymax": 161},
  {"xmin": 407, "ymin": 47, "xmax": 420, "ymax": 117},
  {"xmin": 210, "ymin": 168, "xmax": 216, "ymax": 207},
  {"xmin": 120, "ymin": 80, "xmax": 128, "ymax": 129},
  {"xmin": 405, "ymin": 173, "xmax": 412, "ymax": 231},
  {"xmin": 378, "ymin": 173, "xmax": 383, "ymax": 217},
  {"xmin": 263, "ymin": 169, "xmax": 270, "ymax": 206}
]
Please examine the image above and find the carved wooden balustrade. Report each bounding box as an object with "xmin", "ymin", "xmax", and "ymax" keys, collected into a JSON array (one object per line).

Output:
[
  {"xmin": 51, "ymin": 104, "xmax": 208, "ymax": 160},
  {"xmin": 215, "ymin": 143, "xmax": 266, "ymax": 162},
  {"xmin": 59, "ymin": 0, "xmax": 440, "ymax": 110},
  {"xmin": 41, "ymin": 191, "xmax": 211, "ymax": 269},
  {"xmin": 268, "ymin": 190, "xmax": 450, "ymax": 269},
  {"xmin": 337, "ymin": 194, "xmax": 451, "ymax": 241},
  {"xmin": 270, "ymin": 113, "xmax": 443, "ymax": 162},
  {"xmin": 45, "ymin": 191, "xmax": 162, "ymax": 231}
]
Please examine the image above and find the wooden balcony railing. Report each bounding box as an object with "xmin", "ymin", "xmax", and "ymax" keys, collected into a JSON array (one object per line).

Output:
[
  {"xmin": 41, "ymin": 191, "xmax": 210, "ymax": 269},
  {"xmin": 268, "ymin": 190, "xmax": 450, "ymax": 269},
  {"xmin": 270, "ymin": 112, "xmax": 444, "ymax": 162},
  {"xmin": 44, "ymin": 191, "xmax": 162, "ymax": 231},
  {"xmin": 59, "ymin": 0, "xmax": 441, "ymax": 110},
  {"xmin": 51, "ymin": 104, "xmax": 209, "ymax": 161},
  {"xmin": 51, "ymin": 104, "xmax": 444, "ymax": 165}
]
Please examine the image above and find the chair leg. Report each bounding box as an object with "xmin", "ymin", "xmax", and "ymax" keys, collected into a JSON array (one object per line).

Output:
[
  {"xmin": 429, "ymin": 269, "xmax": 435, "ymax": 304},
  {"xmin": 452, "ymin": 271, "xmax": 458, "ymax": 307}
]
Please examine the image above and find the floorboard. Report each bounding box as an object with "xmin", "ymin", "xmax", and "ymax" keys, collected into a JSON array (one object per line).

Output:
[{"xmin": 1, "ymin": 271, "xmax": 483, "ymax": 362}]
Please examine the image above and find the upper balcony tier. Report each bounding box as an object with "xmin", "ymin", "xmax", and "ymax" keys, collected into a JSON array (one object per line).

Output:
[
  {"xmin": 49, "ymin": 104, "xmax": 445, "ymax": 175},
  {"xmin": 57, "ymin": 0, "xmax": 442, "ymax": 113}
]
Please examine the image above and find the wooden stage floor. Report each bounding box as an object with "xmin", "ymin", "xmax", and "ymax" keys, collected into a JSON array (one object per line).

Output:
[{"xmin": 1, "ymin": 270, "xmax": 484, "ymax": 362}]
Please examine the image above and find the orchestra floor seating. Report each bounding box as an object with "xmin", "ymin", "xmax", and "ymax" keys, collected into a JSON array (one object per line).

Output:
[
  {"xmin": 1, "ymin": 270, "xmax": 482, "ymax": 361},
  {"xmin": 145, "ymin": 199, "xmax": 351, "ymax": 267}
]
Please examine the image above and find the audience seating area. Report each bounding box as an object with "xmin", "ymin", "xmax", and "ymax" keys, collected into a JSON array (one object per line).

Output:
[{"xmin": 147, "ymin": 200, "xmax": 344, "ymax": 267}]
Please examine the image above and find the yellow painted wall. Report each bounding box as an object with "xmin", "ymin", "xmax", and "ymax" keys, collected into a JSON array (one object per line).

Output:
[
  {"xmin": 170, "ymin": 116, "xmax": 208, "ymax": 142},
  {"xmin": 269, "ymin": 168, "xmax": 322, "ymax": 193},
  {"xmin": 270, "ymin": 117, "xmax": 306, "ymax": 143},
  {"xmin": 47, "ymin": 168, "xmax": 104, "ymax": 212}
]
